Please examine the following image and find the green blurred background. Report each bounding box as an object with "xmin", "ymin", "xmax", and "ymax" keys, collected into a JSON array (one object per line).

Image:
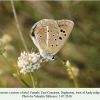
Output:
[{"xmin": 0, "ymin": 1, "xmax": 100, "ymax": 88}]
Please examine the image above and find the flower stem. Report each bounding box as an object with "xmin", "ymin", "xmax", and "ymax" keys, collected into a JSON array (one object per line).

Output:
[
  {"xmin": 66, "ymin": 61, "xmax": 79, "ymax": 88},
  {"xmin": 1, "ymin": 54, "xmax": 30, "ymax": 87},
  {"xmin": 11, "ymin": 0, "xmax": 28, "ymax": 52},
  {"xmin": 1, "ymin": 54, "xmax": 15, "ymax": 73},
  {"xmin": 16, "ymin": 73, "xmax": 30, "ymax": 88},
  {"xmin": 30, "ymin": 73, "xmax": 36, "ymax": 88}
]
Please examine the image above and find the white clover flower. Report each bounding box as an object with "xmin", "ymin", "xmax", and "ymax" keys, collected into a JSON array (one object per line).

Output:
[
  {"xmin": 0, "ymin": 39, "xmax": 5, "ymax": 54},
  {"xmin": 18, "ymin": 51, "xmax": 41, "ymax": 74}
]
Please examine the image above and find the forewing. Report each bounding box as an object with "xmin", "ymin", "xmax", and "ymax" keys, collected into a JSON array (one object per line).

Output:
[{"xmin": 30, "ymin": 19, "xmax": 58, "ymax": 53}]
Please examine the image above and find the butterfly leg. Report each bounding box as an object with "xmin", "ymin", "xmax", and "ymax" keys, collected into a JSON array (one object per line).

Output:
[{"xmin": 39, "ymin": 58, "xmax": 48, "ymax": 63}]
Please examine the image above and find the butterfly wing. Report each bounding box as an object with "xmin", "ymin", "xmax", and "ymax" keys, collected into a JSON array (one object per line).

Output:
[
  {"xmin": 49, "ymin": 19, "xmax": 74, "ymax": 55},
  {"xmin": 30, "ymin": 19, "xmax": 74, "ymax": 58},
  {"xmin": 30, "ymin": 19, "xmax": 59, "ymax": 53}
]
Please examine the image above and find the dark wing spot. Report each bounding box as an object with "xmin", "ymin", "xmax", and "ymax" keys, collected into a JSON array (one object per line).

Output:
[
  {"xmin": 59, "ymin": 37, "xmax": 62, "ymax": 40},
  {"xmin": 50, "ymin": 30, "xmax": 52, "ymax": 32},
  {"xmin": 40, "ymin": 35, "xmax": 42, "ymax": 37},
  {"xmin": 48, "ymin": 30, "xmax": 52, "ymax": 32},
  {"xmin": 64, "ymin": 34, "xmax": 66, "ymax": 36},
  {"xmin": 53, "ymin": 34, "xmax": 55, "ymax": 36},
  {"xmin": 55, "ymin": 39, "xmax": 57, "ymax": 41},
  {"xmin": 52, "ymin": 44, "xmax": 53, "ymax": 47},
  {"xmin": 56, "ymin": 44, "xmax": 58, "ymax": 46},
  {"xmin": 31, "ymin": 25, "xmax": 37, "ymax": 37},
  {"xmin": 63, "ymin": 31, "xmax": 65, "ymax": 33},
  {"xmin": 60, "ymin": 29, "xmax": 65, "ymax": 33},
  {"xmin": 31, "ymin": 31, "xmax": 35, "ymax": 37},
  {"xmin": 60, "ymin": 29, "xmax": 63, "ymax": 32}
]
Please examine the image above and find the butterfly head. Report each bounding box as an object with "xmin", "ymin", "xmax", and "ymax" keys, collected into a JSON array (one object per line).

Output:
[{"xmin": 40, "ymin": 50, "xmax": 56, "ymax": 61}]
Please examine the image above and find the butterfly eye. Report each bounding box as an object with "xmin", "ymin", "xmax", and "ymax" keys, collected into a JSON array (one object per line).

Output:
[{"xmin": 52, "ymin": 56, "xmax": 55, "ymax": 60}]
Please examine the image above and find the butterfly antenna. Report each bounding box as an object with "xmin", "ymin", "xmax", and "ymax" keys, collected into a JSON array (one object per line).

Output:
[{"xmin": 55, "ymin": 56, "xmax": 66, "ymax": 65}]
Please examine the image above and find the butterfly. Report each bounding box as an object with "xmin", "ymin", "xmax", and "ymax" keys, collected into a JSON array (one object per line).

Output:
[{"xmin": 30, "ymin": 19, "xmax": 74, "ymax": 61}]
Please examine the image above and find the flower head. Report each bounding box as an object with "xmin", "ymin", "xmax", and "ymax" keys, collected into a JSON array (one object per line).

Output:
[
  {"xmin": 0, "ymin": 39, "xmax": 5, "ymax": 54},
  {"xmin": 66, "ymin": 61, "xmax": 79, "ymax": 79},
  {"xmin": 67, "ymin": 66, "xmax": 79, "ymax": 79},
  {"xmin": 18, "ymin": 51, "xmax": 41, "ymax": 74}
]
